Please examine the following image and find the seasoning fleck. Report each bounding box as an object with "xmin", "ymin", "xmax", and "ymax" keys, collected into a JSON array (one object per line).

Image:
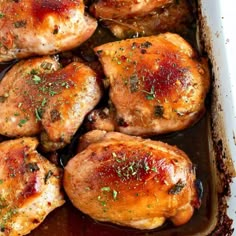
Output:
[
  {"xmin": 18, "ymin": 119, "xmax": 27, "ymax": 127},
  {"xmin": 113, "ymin": 190, "xmax": 118, "ymax": 200},
  {"xmin": 101, "ymin": 187, "xmax": 111, "ymax": 192},
  {"xmin": 44, "ymin": 170, "xmax": 53, "ymax": 184},
  {"xmin": 154, "ymin": 105, "xmax": 164, "ymax": 117},
  {"xmin": 26, "ymin": 163, "xmax": 40, "ymax": 172},
  {"xmin": 32, "ymin": 75, "xmax": 41, "ymax": 84},
  {"xmin": 14, "ymin": 20, "xmax": 27, "ymax": 28},
  {"xmin": 168, "ymin": 180, "xmax": 186, "ymax": 195}
]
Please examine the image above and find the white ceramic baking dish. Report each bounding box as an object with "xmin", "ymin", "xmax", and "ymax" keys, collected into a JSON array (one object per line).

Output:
[{"xmin": 200, "ymin": 0, "xmax": 236, "ymax": 234}]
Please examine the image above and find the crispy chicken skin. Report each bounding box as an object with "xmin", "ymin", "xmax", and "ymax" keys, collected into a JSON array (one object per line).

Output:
[
  {"xmin": 103, "ymin": 0, "xmax": 194, "ymax": 39},
  {"xmin": 64, "ymin": 130, "xmax": 200, "ymax": 230},
  {"xmin": 0, "ymin": 56, "xmax": 103, "ymax": 151},
  {"xmin": 92, "ymin": 33, "xmax": 210, "ymax": 136},
  {"xmin": 0, "ymin": 0, "xmax": 97, "ymax": 62},
  {"xmin": 90, "ymin": 0, "xmax": 172, "ymax": 19},
  {"xmin": 0, "ymin": 137, "xmax": 64, "ymax": 236}
]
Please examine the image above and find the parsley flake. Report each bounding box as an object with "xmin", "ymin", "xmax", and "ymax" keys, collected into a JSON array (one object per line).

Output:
[
  {"xmin": 18, "ymin": 119, "xmax": 27, "ymax": 127},
  {"xmin": 32, "ymin": 75, "xmax": 41, "ymax": 84}
]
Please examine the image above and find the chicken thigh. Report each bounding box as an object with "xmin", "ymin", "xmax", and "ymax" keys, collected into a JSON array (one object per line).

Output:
[
  {"xmin": 102, "ymin": 0, "xmax": 194, "ymax": 39},
  {"xmin": 0, "ymin": 56, "xmax": 103, "ymax": 151},
  {"xmin": 90, "ymin": 0, "xmax": 172, "ymax": 19},
  {"xmin": 90, "ymin": 33, "xmax": 210, "ymax": 136},
  {"xmin": 0, "ymin": 137, "xmax": 64, "ymax": 236},
  {"xmin": 64, "ymin": 130, "xmax": 201, "ymax": 230},
  {"xmin": 0, "ymin": 0, "xmax": 97, "ymax": 62}
]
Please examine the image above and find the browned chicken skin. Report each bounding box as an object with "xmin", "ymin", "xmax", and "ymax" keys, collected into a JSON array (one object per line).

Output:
[
  {"xmin": 102, "ymin": 0, "xmax": 194, "ymax": 39},
  {"xmin": 90, "ymin": 0, "xmax": 172, "ymax": 19},
  {"xmin": 64, "ymin": 130, "xmax": 200, "ymax": 230},
  {"xmin": 91, "ymin": 33, "xmax": 210, "ymax": 136},
  {"xmin": 0, "ymin": 0, "xmax": 97, "ymax": 62},
  {"xmin": 0, "ymin": 56, "xmax": 103, "ymax": 151},
  {"xmin": 0, "ymin": 137, "xmax": 64, "ymax": 236}
]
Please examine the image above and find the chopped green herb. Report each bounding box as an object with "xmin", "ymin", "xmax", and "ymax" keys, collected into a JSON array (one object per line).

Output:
[
  {"xmin": 113, "ymin": 190, "xmax": 118, "ymax": 200},
  {"xmin": 39, "ymin": 86, "xmax": 47, "ymax": 93},
  {"xmin": 151, "ymin": 167, "xmax": 157, "ymax": 172},
  {"xmin": 0, "ymin": 180, "xmax": 3, "ymax": 184},
  {"xmin": 18, "ymin": 119, "xmax": 27, "ymax": 127},
  {"xmin": 0, "ymin": 13, "xmax": 5, "ymax": 19},
  {"xmin": 115, "ymin": 155, "xmax": 126, "ymax": 163},
  {"xmin": 101, "ymin": 187, "xmax": 111, "ymax": 192},
  {"xmin": 32, "ymin": 75, "xmax": 41, "ymax": 84},
  {"xmin": 143, "ymin": 161, "xmax": 150, "ymax": 172},
  {"xmin": 41, "ymin": 97, "xmax": 47, "ymax": 107},
  {"xmin": 49, "ymin": 90, "xmax": 57, "ymax": 96},
  {"xmin": 115, "ymin": 160, "xmax": 141, "ymax": 180},
  {"xmin": 30, "ymin": 69, "xmax": 39, "ymax": 75},
  {"xmin": 141, "ymin": 86, "xmax": 156, "ymax": 100},
  {"xmin": 146, "ymin": 86, "xmax": 155, "ymax": 100},
  {"xmin": 35, "ymin": 108, "xmax": 42, "ymax": 121},
  {"xmin": 61, "ymin": 81, "xmax": 70, "ymax": 88},
  {"xmin": 97, "ymin": 196, "xmax": 106, "ymax": 206}
]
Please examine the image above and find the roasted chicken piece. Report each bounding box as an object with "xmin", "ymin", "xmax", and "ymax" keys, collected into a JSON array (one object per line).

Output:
[
  {"xmin": 0, "ymin": 137, "xmax": 64, "ymax": 236},
  {"xmin": 91, "ymin": 33, "xmax": 210, "ymax": 136},
  {"xmin": 0, "ymin": 56, "xmax": 102, "ymax": 151},
  {"xmin": 90, "ymin": 0, "xmax": 172, "ymax": 19},
  {"xmin": 103, "ymin": 0, "xmax": 194, "ymax": 39},
  {"xmin": 0, "ymin": 0, "xmax": 97, "ymax": 62},
  {"xmin": 64, "ymin": 130, "xmax": 201, "ymax": 230}
]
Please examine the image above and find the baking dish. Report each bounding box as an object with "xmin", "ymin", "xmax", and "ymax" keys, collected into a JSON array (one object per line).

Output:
[
  {"xmin": 0, "ymin": 0, "xmax": 235, "ymax": 235},
  {"xmin": 199, "ymin": 0, "xmax": 236, "ymax": 234}
]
